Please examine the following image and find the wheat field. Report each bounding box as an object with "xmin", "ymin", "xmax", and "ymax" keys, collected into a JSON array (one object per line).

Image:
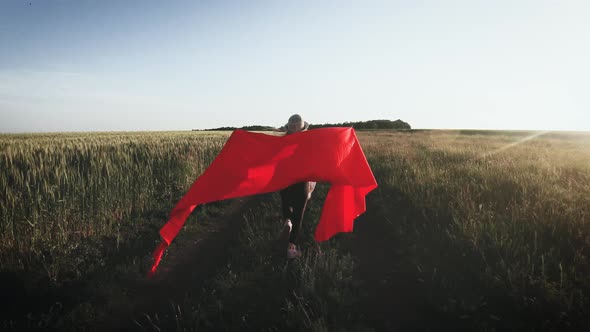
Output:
[{"xmin": 1, "ymin": 129, "xmax": 589, "ymax": 331}]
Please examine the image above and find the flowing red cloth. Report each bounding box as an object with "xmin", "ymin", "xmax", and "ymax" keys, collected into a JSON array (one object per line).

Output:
[{"xmin": 148, "ymin": 127, "xmax": 377, "ymax": 277}]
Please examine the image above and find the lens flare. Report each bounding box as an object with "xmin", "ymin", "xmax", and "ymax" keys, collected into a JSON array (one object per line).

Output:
[{"xmin": 482, "ymin": 131, "xmax": 550, "ymax": 158}]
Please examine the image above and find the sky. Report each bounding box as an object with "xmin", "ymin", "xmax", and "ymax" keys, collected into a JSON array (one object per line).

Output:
[{"xmin": 0, "ymin": 0, "xmax": 588, "ymax": 133}]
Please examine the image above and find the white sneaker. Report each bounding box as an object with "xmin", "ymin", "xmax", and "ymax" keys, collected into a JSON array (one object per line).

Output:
[
  {"xmin": 287, "ymin": 243, "xmax": 301, "ymax": 259},
  {"xmin": 284, "ymin": 219, "xmax": 292, "ymax": 232}
]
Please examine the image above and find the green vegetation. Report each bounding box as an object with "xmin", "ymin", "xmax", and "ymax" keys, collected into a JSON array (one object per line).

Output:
[
  {"xmin": 197, "ymin": 125, "xmax": 276, "ymax": 131},
  {"xmin": 0, "ymin": 131, "xmax": 228, "ymax": 254},
  {"xmin": 359, "ymin": 130, "xmax": 590, "ymax": 330},
  {"xmin": 309, "ymin": 119, "xmax": 411, "ymax": 130},
  {"xmin": 1, "ymin": 129, "xmax": 589, "ymax": 331}
]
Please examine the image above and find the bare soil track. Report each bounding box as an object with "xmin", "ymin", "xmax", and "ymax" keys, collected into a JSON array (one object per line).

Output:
[
  {"xmin": 102, "ymin": 191, "xmax": 429, "ymax": 331},
  {"xmin": 110, "ymin": 196, "xmax": 258, "ymax": 331}
]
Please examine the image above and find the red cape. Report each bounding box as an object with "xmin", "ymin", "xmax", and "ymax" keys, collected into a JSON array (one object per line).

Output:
[{"xmin": 149, "ymin": 127, "xmax": 377, "ymax": 277}]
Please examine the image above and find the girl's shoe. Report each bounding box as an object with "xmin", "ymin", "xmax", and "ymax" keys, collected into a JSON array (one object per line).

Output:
[
  {"xmin": 284, "ymin": 219, "xmax": 293, "ymax": 233},
  {"xmin": 287, "ymin": 242, "xmax": 301, "ymax": 259},
  {"xmin": 278, "ymin": 219, "xmax": 292, "ymax": 243}
]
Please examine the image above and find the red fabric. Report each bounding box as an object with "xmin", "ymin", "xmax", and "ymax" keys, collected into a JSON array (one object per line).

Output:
[{"xmin": 148, "ymin": 127, "xmax": 377, "ymax": 277}]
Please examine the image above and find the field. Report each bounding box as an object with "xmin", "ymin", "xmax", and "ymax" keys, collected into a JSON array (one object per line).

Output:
[{"xmin": 1, "ymin": 129, "xmax": 590, "ymax": 331}]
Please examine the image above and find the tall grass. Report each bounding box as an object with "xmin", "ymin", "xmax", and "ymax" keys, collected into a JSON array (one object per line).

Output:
[
  {"xmin": 2, "ymin": 129, "xmax": 589, "ymax": 330},
  {"xmin": 0, "ymin": 131, "xmax": 228, "ymax": 268},
  {"xmin": 359, "ymin": 130, "xmax": 590, "ymax": 328}
]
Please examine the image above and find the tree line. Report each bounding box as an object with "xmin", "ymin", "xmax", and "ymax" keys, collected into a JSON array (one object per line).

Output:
[
  {"xmin": 309, "ymin": 119, "xmax": 411, "ymax": 130},
  {"xmin": 197, "ymin": 119, "xmax": 411, "ymax": 131}
]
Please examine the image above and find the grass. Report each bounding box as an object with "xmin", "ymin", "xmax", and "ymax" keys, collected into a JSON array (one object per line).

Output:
[
  {"xmin": 359, "ymin": 130, "xmax": 590, "ymax": 330},
  {"xmin": 1, "ymin": 129, "xmax": 589, "ymax": 331},
  {"xmin": 0, "ymin": 131, "xmax": 228, "ymax": 253}
]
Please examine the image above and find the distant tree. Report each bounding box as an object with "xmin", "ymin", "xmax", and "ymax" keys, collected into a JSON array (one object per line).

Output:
[
  {"xmin": 391, "ymin": 119, "xmax": 411, "ymax": 129},
  {"xmin": 241, "ymin": 125, "xmax": 275, "ymax": 131}
]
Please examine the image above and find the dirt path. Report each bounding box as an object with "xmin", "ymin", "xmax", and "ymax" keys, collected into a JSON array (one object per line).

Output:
[
  {"xmin": 106, "ymin": 196, "xmax": 258, "ymax": 331},
  {"xmin": 107, "ymin": 190, "xmax": 428, "ymax": 331}
]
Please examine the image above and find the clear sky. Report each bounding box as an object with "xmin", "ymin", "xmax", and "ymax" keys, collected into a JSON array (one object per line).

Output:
[{"xmin": 0, "ymin": 0, "xmax": 588, "ymax": 133}]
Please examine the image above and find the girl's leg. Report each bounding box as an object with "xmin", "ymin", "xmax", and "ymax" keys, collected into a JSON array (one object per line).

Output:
[
  {"xmin": 288, "ymin": 182, "xmax": 309, "ymax": 244},
  {"xmin": 280, "ymin": 186, "xmax": 294, "ymax": 222}
]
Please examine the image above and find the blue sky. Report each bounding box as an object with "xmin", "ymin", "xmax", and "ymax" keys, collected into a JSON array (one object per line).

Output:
[{"xmin": 0, "ymin": 0, "xmax": 588, "ymax": 133}]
